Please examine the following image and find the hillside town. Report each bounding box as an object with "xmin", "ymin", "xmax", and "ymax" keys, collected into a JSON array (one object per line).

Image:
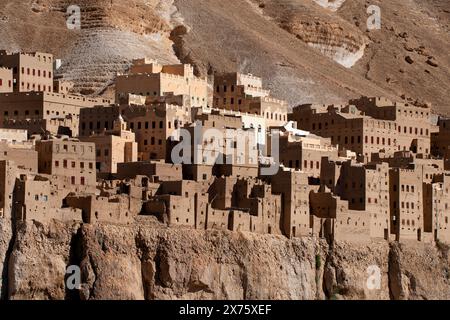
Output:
[{"xmin": 0, "ymin": 50, "xmax": 449, "ymax": 244}]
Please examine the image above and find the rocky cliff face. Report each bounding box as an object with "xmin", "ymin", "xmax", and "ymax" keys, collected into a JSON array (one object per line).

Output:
[
  {"xmin": 0, "ymin": 219, "xmax": 13, "ymax": 300},
  {"xmin": 50, "ymin": 0, "xmax": 182, "ymax": 95},
  {"xmin": 1, "ymin": 218, "xmax": 449, "ymax": 300}
]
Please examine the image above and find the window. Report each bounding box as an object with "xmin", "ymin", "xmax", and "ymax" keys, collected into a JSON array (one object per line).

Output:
[
  {"xmin": 80, "ymin": 162, "xmax": 84, "ymax": 169},
  {"xmin": 71, "ymin": 176, "xmax": 76, "ymax": 185},
  {"xmin": 89, "ymin": 163, "xmax": 93, "ymax": 169},
  {"xmin": 72, "ymin": 161, "xmax": 76, "ymax": 168},
  {"xmin": 80, "ymin": 177, "xmax": 85, "ymax": 185},
  {"xmin": 55, "ymin": 161, "xmax": 59, "ymax": 167},
  {"xmin": 160, "ymin": 121, "xmax": 163, "ymax": 129},
  {"xmin": 63, "ymin": 160, "xmax": 67, "ymax": 168},
  {"xmin": 104, "ymin": 149, "xmax": 109, "ymax": 156}
]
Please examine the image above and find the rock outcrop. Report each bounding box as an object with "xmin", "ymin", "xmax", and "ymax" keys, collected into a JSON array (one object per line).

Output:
[
  {"xmin": 50, "ymin": 0, "xmax": 182, "ymax": 95},
  {"xmin": 0, "ymin": 219, "xmax": 13, "ymax": 299},
  {"xmin": 312, "ymin": 0, "xmax": 347, "ymax": 12},
  {"xmin": 281, "ymin": 20, "xmax": 367, "ymax": 68},
  {"xmin": 2, "ymin": 0, "xmax": 449, "ymax": 110},
  {"xmin": 1, "ymin": 218, "xmax": 449, "ymax": 300}
]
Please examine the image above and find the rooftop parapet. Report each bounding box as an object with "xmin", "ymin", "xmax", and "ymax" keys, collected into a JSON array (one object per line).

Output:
[{"xmin": 0, "ymin": 91, "xmax": 111, "ymax": 104}]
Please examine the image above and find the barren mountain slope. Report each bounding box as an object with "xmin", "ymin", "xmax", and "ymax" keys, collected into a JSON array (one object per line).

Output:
[
  {"xmin": 337, "ymin": 0, "xmax": 450, "ymax": 114},
  {"xmin": 0, "ymin": 0, "xmax": 448, "ymax": 108},
  {"xmin": 173, "ymin": 0, "xmax": 449, "ymax": 109}
]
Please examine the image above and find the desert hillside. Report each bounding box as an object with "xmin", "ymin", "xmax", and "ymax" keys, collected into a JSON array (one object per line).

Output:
[{"xmin": 0, "ymin": 0, "xmax": 448, "ymax": 111}]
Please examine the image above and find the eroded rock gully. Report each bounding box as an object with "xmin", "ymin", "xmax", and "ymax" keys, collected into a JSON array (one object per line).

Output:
[{"xmin": 0, "ymin": 218, "xmax": 449, "ymax": 300}]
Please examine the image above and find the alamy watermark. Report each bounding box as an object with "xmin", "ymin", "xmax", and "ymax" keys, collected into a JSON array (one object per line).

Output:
[
  {"xmin": 367, "ymin": 5, "xmax": 381, "ymax": 31},
  {"xmin": 66, "ymin": 265, "xmax": 81, "ymax": 290},
  {"xmin": 366, "ymin": 265, "xmax": 381, "ymax": 290},
  {"xmin": 67, "ymin": 5, "xmax": 81, "ymax": 30}
]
